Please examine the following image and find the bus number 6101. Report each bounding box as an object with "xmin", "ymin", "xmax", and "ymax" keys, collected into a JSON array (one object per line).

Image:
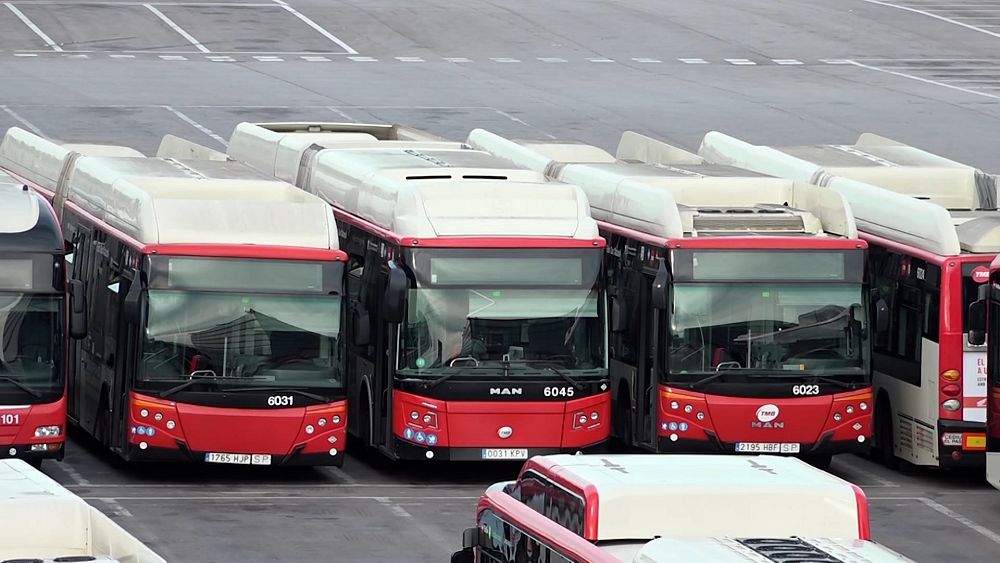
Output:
[{"xmin": 0, "ymin": 413, "xmax": 20, "ymax": 425}]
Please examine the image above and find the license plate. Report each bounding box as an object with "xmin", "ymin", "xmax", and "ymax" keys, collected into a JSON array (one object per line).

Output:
[
  {"xmin": 735, "ymin": 442, "xmax": 800, "ymax": 454},
  {"xmin": 481, "ymin": 448, "xmax": 528, "ymax": 460},
  {"xmin": 205, "ymin": 452, "xmax": 272, "ymax": 465}
]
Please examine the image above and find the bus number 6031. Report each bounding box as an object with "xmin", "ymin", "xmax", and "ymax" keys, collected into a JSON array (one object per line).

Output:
[{"xmin": 267, "ymin": 396, "xmax": 294, "ymax": 407}]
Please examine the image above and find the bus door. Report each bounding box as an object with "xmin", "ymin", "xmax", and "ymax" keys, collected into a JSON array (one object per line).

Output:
[
  {"xmin": 636, "ymin": 261, "xmax": 668, "ymax": 448},
  {"xmin": 109, "ymin": 269, "xmax": 143, "ymax": 451}
]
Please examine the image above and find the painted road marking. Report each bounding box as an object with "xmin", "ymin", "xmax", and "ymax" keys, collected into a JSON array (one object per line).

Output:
[
  {"xmin": 270, "ymin": 0, "xmax": 357, "ymax": 54},
  {"xmin": 679, "ymin": 58, "xmax": 709, "ymax": 64},
  {"xmin": 862, "ymin": 0, "xmax": 1000, "ymax": 39},
  {"xmin": 847, "ymin": 59, "xmax": 1000, "ymax": 100},
  {"xmin": 160, "ymin": 105, "xmax": 228, "ymax": 146},
  {"xmin": 870, "ymin": 496, "xmax": 1000, "ymax": 546},
  {"xmin": 4, "ymin": 3, "xmax": 64, "ymax": 51},
  {"xmin": 144, "ymin": 3, "xmax": 211, "ymax": 53},
  {"xmin": 726, "ymin": 58, "xmax": 757, "ymax": 65}
]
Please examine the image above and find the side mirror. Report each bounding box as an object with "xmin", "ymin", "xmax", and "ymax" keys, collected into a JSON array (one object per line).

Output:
[
  {"xmin": 610, "ymin": 297, "xmax": 626, "ymax": 333},
  {"xmin": 874, "ymin": 298, "xmax": 889, "ymax": 334},
  {"xmin": 123, "ymin": 273, "xmax": 144, "ymax": 324},
  {"xmin": 651, "ymin": 260, "xmax": 670, "ymax": 310},
  {"xmin": 383, "ymin": 263, "xmax": 409, "ymax": 324},
  {"xmin": 450, "ymin": 527, "xmax": 479, "ymax": 563},
  {"xmin": 968, "ymin": 299, "xmax": 986, "ymax": 346},
  {"xmin": 68, "ymin": 279, "xmax": 87, "ymax": 340},
  {"xmin": 353, "ymin": 308, "xmax": 371, "ymax": 347}
]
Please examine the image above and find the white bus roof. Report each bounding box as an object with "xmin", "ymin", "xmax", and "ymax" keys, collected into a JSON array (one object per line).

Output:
[
  {"xmin": 0, "ymin": 180, "xmax": 40, "ymax": 235},
  {"xmin": 0, "ymin": 459, "xmax": 164, "ymax": 561},
  {"xmin": 0, "ymin": 128, "xmax": 339, "ymax": 250},
  {"xmin": 623, "ymin": 537, "xmax": 913, "ymax": 562},
  {"xmin": 528, "ymin": 454, "xmax": 864, "ymax": 541},
  {"xmin": 466, "ymin": 129, "xmax": 858, "ymax": 241},
  {"xmin": 699, "ymin": 132, "xmax": 1000, "ymax": 256},
  {"xmin": 207, "ymin": 122, "xmax": 600, "ymax": 241}
]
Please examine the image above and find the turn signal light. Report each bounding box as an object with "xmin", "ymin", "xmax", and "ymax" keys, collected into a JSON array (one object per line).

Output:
[{"xmin": 941, "ymin": 369, "xmax": 961, "ymax": 382}]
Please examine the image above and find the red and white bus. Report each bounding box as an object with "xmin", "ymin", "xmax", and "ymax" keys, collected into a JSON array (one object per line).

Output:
[
  {"xmin": 0, "ymin": 128, "xmax": 349, "ymax": 466},
  {"xmin": 702, "ymin": 132, "xmax": 994, "ymax": 468},
  {"xmin": 451, "ymin": 454, "xmax": 911, "ymax": 563},
  {"xmin": 469, "ymin": 129, "xmax": 874, "ymax": 467},
  {"xmin": 211, "ymin": 121, "xmax": 611, "ymax": 462},
  {"xmin": 0, "ymin": 177, "xmax": 84, "ymax": 467}
]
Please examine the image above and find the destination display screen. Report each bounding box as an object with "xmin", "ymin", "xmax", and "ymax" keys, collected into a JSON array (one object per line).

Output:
[
  {"xmin": 0, "ymin": 255, "xmax": 59, "ymax": 292},
  {"xmin": 0, "ymin": 259, "xmax": 32, "ymax": 290},
  {"xmin": 148, "ymin": 257, "xmax": 343, "ymax": 294},
  {"xmin": 429, "ymin": 257, "xmax": 584, "ymax": 286},
  {"xmin": 672, "ymin": 250, "xmax": 864, "ymax": 283}
]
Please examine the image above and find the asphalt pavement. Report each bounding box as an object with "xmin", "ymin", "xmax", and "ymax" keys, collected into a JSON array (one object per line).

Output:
[{"xmin": 1, "ymin": 0, "xmax": 998, "ymax": 561}]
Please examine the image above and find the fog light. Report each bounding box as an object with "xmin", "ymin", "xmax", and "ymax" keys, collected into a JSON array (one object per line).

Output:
[
  {"xmin": 318, "ymin": 418, "xmax": 327, "ymax": 427},
  {"xmin": 305, "ymin": 425, "xmax": 315, "ymax": 435},
  {"xmin": 139, "ymin": 442, "xmax": 148, "ymax": 450},
  {"xmin": 166, "ymin": 420, "xmax": 176, "ymax": 430},
  {"xmin": 942, "ymin": 399, "xmax": 961, "ymax": 412},
  {"xmin": 684, "ymin": 404, "xmax": 693, "ymax": 414},
  {"xmin": 7, "ymin": 448, "xmax": 14, "ymax": 456},
  {"xmin": 425, "ymin": 451, "xmax": 434, "ymax": 459},
  {"xmin": 34, "ymin": 425, "xmax": 60, "ymax": 438},
  {"xmin": 846, "ymin": 405, "xmax": 854, "ymax": 414},
  {"xmin": 410, "ymin": 410, "xmax": 419, "ymax": 420},
  {"xmin": 857, "ymin": 435, "xmax": 866, "ymax": 443},
  {"xmin": 332, "ymin": 415, "xmax": 341, "ymax": 425},
  {"xmin": 329, "ymin": 448, "xmax": 338, "ymax": 456},
  {"xmin": 670, "ymin": 401, "xmax": 679, "ymax": 410},
  {"xmin": 669, "ymin": 433, "xmax": 678, "ymax": 442},
  {"xmin": 139, "ymin": 409, "xmax": 148, "ymax": 418}
]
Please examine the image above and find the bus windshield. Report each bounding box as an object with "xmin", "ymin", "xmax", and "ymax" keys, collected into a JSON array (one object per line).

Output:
[
  {"xmin": 668, "ymin": 284, "xmax": 868, "ymax": 378},
  {"xmin": 397, "ymin": 247, "xmax": 606, "ymax": 376},
  {"xmin": 137, "ymin": 291, "xmax": 343, "ymax": 392},
  {"xmin": 0, "ymin": 293, "xmax": 62, "ymax": 401}
]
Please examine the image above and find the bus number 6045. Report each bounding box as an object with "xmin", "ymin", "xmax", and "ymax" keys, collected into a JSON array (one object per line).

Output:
[{"xmin": 543, "ymin": 387, "xmax": 575, "ymax": 398}]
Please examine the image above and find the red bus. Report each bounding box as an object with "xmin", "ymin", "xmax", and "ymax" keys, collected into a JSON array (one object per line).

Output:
[
  {"xmin": 702, "ymin": 132, "xmax": 994, "ymax": 468},
  {"xmin": 0, "ymin": 128, "xmax": 349, "ymax": 466},
  {"xmin": 218, "ymin": 122, "xmax": 611, "ymax": 462},
  {"xmin": 0, "ymin": 178, "xmax": 84, "ymax": 467},
  {"xmin": 469, "ymin": 129, "xmax": 875, "ymax": 467}
]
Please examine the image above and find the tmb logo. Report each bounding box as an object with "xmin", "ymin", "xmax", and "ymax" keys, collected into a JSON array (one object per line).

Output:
[
  {"xmin": 972, "ymin": 265, "xmax": 990, "ymax": 284},
  {"xmin": 751, "ymin": 404, "xmax": 784, "ymax": 429},
  {"xmin": 490, "ymin": 387, "xmax": 523, "ymax": 396}
]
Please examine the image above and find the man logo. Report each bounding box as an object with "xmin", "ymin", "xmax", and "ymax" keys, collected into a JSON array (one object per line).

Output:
[
  {"xmin": 751, "ymin": 404, "xmax": 784, "ymax": 429},
  {"xmin": 498, "ymin": 426, "xmax": 513, "ymax": 439},
  {"xmin": 489, "ymin": 388, "xmax": 523, "ymax": 396}
]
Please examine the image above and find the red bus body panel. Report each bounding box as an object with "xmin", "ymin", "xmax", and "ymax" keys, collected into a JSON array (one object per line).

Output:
[
  {"xmin": 0, "ymin": 397, "xmax": 66, "ymax": 456},
  {"xmin": 128, "ymin": 393, "xmax": 346, "ymax": 459},
  {"xmin": 392, "ymin": 390, "xmax": 610, "ymax": 450}
]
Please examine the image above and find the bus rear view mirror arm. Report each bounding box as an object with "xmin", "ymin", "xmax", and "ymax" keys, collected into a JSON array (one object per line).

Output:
[
  {"xmin": 874, "ymin": 297, "xmax": 889, "ymax": 334},
  {"xmin": 651, "ymin": 260, "xmax": 670, "ymax": 310},
  {"xmin": 383, "ymin": 263, "xmax": 409, "ymax": 324}
]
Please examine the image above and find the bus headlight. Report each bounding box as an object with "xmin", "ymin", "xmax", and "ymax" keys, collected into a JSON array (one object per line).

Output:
[
  {"xmin": 942, "ymin": 399, "xmax": 961, "ymax": 412},
  {"xmin": 34, "ymin": 426, "xmax": 61, "ymax": 438}
]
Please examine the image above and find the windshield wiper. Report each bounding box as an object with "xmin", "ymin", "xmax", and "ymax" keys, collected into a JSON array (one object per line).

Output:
[
  {"xmin": 523, "ymin": 361, "xmax": 584, "ymax": 391},
  {"xmin": 420, "ymin": 366, "xmax": 505, "ymax": 390},
  {"xmin": 746, "ymin": 373, "xmax": 858, "ymax": 389},
  {"xmin": 684, "ymin": 371, "xmax": 731, "ymax": 391},
  {"xmin": 223, "ymin": 387, "xmax": 329, "ymax": 402},
  {"xmin": 158, "ymin": 376, "xmax": 220, "ymax": 399},
  {"xmin": 0, "ymin": 376, "xmax": 42, "ymax": 399}
]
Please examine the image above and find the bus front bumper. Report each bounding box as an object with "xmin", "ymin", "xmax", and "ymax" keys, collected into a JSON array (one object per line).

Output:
[
  {"xmin": 656, "ymin": 431, "xmax": 869, "ymax": 458},
  {"xmin": 392, "ymin": 437, "xmax": 609, "ymax": 461},
  {"xmin": 0, "ymin": 441, "xmax": 64, "ymax": 462},
  {"xmin": 124, "ymin": 442, "xmax": 344, "ymax": 467}
]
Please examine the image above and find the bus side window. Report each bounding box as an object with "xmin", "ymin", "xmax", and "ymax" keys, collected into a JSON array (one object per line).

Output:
[
  {"xmin": 546, "ymin": 484, "xmax": 585, "ymax": 536},
  {"xmin": 510, "ymin": 472, "xmax": 549, "ymax": 517}
]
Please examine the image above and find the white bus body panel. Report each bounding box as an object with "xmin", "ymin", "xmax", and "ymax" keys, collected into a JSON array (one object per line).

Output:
[
  {"xmin": 0, "ymin": 459, "xmax": 164, "ymax": 562},
  {"xmin": 0, "ymin": 181, "xmax": 40, "ymax": 234},
  {"xmin": 988, "ymin": 452, "xmax": 1000, "ymax": 490},
  {"xmin": 872, "ymin": 340, "xmax": 940, "ymax": 466},
  {"xmin": 627, "ymin": 537, "xmax": 913, "ymax": 562},
  {"xmin": 535, "ymin": 454, "xmax": 864, "ymax": 541}
]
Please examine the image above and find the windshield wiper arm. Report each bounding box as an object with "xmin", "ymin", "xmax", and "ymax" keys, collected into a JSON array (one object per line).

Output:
[
  {"xmin": 746, "ymin": 373, "xmax": 858, "ymax": 389},
  {"xmin": 524, "ymin": 362, "xmax": 584, "ymax": 391},
  {"xmin": 686, "ymin": 371, "xmax": 731, "ymax": 390},
  {"xmin": 420, "ymin": 366, "xmax": 505, "ymax": 390},
  {"xmin": 158, "ymin": 377, "xmax": 219, "ymax": 399},
  {"xmin": 0, "ymin": 376, "xmax": 42, "ymax": 399},
  {"xmin": 223, "ymin": 387, "xmax": 329, "ymax": 402}
]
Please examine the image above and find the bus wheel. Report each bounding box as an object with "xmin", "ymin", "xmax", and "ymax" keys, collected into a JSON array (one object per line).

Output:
[{"xmin": 874, "ymin": 398, "xmax": 899, "ymax": 470}]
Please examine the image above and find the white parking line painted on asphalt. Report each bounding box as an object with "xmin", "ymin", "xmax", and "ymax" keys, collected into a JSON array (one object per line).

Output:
[
  {"xmin": 588, "ymin": 58, "xmax": 615, "ymax": 63},
  {"xmin": 302, "ymin": 55, "xmax": 330, "ymax": 62},
  {"xmin": 161, "ymin": 105, "xmax": 228, "ymax": 146},
  {"xmin": 632, "ymin": 57, "xmax": 661, "ymax": 63},
  {"xmin": 270, "ymin": 0, "xmax": 358, "ymax": 55},
  {"xmin": 207, "ymin": 55, "xmax": 236, "ymax": 62},
  {"xmin": 679, "ymin": 58, "xmax": 709, "ymax": 64},
  {"xmin": 870, "ymin": 496, "xmax": 1000, "ymax": 545},
  {"xmin": 159, "ymin": 55, "xmax": 188, "ymax": 60},
  {"xmin": 327, "ymin": 106, "xmax": 359, "ymax": 122},
  {"xmin": 443, "ymin": 57, "xmax": 472, "ymax": 63},
  {"xmin": 13, "ymin": 53, "xmax": 37, "ymax": 57},
  {"xmin": 253, "ymin": 55, "xmax": 284, "ymax": 61},
  {"xmin": 110, "ymin": 54, "xmax": 137, "ymax": 58},
  {"xmin": 99, "ymin": 498, "xmax": 134, "ymax": 518},
  {"xmin": 395, "ymin": 56, "xmax": 424, "ymax": 62},
  {"xmin": 861, "ymin": 0, "xmax": 1000, "ymax": 38},
  {"xmin": 773, "ymin": 58, "xmax": 804, "ymax": 64},
  {"xmin": 726, "ymin": 58, "xmax": 757, "ymax": 65},
  {"xmin": 847, "ymin": 59, "xmax": 1000, "ymax": 100},
  {"xmin": 490, "ymin": 57, "xmax": 520, "ymax": 63},
  {"xmin": 81, "ymin": 495, "xmax": 479, "ymax": 500},
  {"xmin": 0, "ymin": 105, "xmax": 46, "ymax": 137},
  {"xmin": 348, "ymin": 56, "xmax": 378, "ymax": 62},
  {"xmin": 4, "ymin": 3, "xmax": 64, "ymax": 51},
  {"xmin": 144, "ymin": 3, "xmax": 211, "ymax": 53},
  {"xmin": 538, "ymin": 57, "xmax": 567, "ymax": 63}
]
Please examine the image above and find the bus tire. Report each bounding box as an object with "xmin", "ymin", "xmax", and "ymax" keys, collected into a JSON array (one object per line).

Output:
[
  {"xmin": 358, "ymin": 389, "xmax": 372, "ymax": 450},
  {"xmin": 874, "ymin": 395, "xmax": 899, "ymax": 470}
]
